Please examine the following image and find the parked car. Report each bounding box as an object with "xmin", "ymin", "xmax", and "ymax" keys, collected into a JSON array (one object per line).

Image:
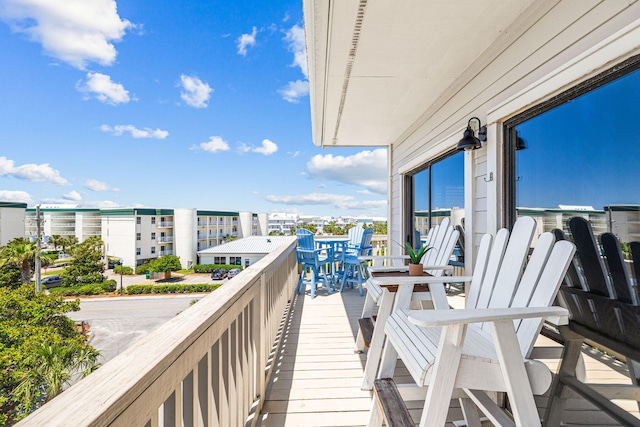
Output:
[
  {"xmin": 41, "ymin": 275, "xmax": 63, "ymax": 288},
  {"xmin": 227, "ymin": 268, "xmax": 242, "ymax": 279},
  {"xmin": 210, "ymin": 268, "xmax": 228, "ymax": 280}
]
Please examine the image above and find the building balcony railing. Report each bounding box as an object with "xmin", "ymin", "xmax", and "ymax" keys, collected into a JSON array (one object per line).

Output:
[
  {"xmin": 18, "ymin": 238, "xmax": 297, "ymax": 427},
  {"xmin": 158, "ymin": 237, "xmax": 174, "ymax": 243},
  {"xmin": 157, "ymin": 222, "xmax": 174, "ymax": 228}
]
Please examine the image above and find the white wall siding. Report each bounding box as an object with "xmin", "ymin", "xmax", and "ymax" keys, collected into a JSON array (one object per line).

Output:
[
  {"xmin": 0, "ymin": 206, "xmax": 25, "ymax": 246},
  {"xmin": 388, "ymin": 2, "xmax": 640, "ymax": 259},
  {"xmin": 174, "ymin": 208, "xmax": 197, "ymax": 269},
  {"xmin": 102, "ymin": 216, "xmax": 136, "ymax": 268}
]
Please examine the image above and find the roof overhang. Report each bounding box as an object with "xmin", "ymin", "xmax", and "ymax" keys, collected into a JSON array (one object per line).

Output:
[{"xmin": 303, "ymin": 0, "xmax": 541, "ymax": 147}]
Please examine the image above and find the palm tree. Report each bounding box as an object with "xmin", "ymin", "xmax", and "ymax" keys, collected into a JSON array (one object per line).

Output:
[
  {"xmin": 60, "ymin": 235, "xmax": 79, "ymax": 253},
  {"xmin": 14, "ymin": 341, "xmax": 99, "ymax": 408},
  {"xmin": 49, "ymin": 234, "xmax": 63, "ymax": 252},
  {"xmin": 0, "ymin": 238, "xmax": 38, "ymax": 284}
]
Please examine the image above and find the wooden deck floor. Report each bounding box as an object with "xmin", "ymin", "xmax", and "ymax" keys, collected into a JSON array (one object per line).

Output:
[{"xmin": 257, "ymin": 287, "xmax": 640, "ymax": 426}]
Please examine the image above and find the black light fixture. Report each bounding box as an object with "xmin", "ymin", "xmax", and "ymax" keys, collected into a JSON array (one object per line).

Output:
[{"xmin": 456, "ymin": 117, "xmax": 487, "ymax": 151}]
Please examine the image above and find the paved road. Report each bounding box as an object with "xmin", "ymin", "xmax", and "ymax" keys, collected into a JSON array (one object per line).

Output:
[{"xmin": 67, "ymin": 295, "xmax": 205, "ymax": 365}]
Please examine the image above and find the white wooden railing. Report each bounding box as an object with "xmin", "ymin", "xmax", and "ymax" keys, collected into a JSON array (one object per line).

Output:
[{"xmin": 18, "ymin": 237, "xmax": 298, "ymax": 427}]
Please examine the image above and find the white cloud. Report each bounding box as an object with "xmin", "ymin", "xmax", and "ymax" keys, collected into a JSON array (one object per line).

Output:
[
  {"xmin": 264, "ymin": 192, "xmax": 386, "ymax": 211},
  {"xmin": 289, "ymin": 150, "xmax": 300, "ymax": 158},
  {"xmin": 0, "ymin": 0, "xmax": 133, "ymax": 69},
  {"xmin": 237, "ymin": 139, "xmax": 279, "ymax": 155},
  {"xmin": 178, "ymin": 74, "xmax": 212, "ymax": 108},
  {"xmin": 307, "ymin": 149, "xmax": 388, "ymax": 194},
  {"xmin": 78, "ymin": 200, "xmax": 120, "ymax": 208},
  {"xmin": 0, "ymin": 156, "xmax": 69, "ymax": 185},
  {"xmin": 63, "ymin": 190, "xmax": 82, "ymax": 201},
  {"xmin": 0, "ymin": 190, "xmax": 32, "ymax": 204},
  {"xmin": 284, "ymin": 24, "xmax": 307, "ymax": 78},
  {"xmin": 84, "ymin": 179, "xmax": 119, "ymax": 192},
  {"xmin": 237, "ymin": 143, "xmax": 251, "ymax": 154},
  {"xmin": 253, "ymin": 139, "xmax": 278, "ymax": 155},
  {"xmin": 78, "ymin": 72, "xmax": 130, "ymax": 105},
  {"xmin": 101, "ymin": 124, "xmax": 168, "ymax": 139},
  {"xmin": 237, "ymin": 26, "xmax": 257, "ymax": 56},
  {"xmin": 195, "ymin": 136, "xmax": 230, "ymax": 153},
  {"xmin": 278, "ymin": 79, "xmax": 309, "ymax": 103}
]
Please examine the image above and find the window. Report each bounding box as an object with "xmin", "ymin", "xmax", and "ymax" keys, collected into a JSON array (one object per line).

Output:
[
  {"xmin": 136, "ymin": 233, "xmax": 141, "ymax": 241},
  {"xmin": 505, "ymin": 57, "xmax": 640, "ymax": 244},
  {"xmin": 214, "ymin": 256, "xmax": 226, "ymax": 264},
  {"xmin": 151, "ymin": 232, "xmax": 156, "ymax": 240},
  {"xmin": 230, "ymin": 256, "xmax": 241, "ymax": 265},
  {"xmin": 151, "ymin": 217, "xmax": 156, "ymax": 224},
  {"xmin": 136, "ymin": 248, "xmax": 141, "ymax": 256},
  {"xmin": 136, "ymin": 216, "xmax": 141, "ymax": 225},
  {"xmin": 151, "ymin": 246, "xmax": 156, "ymax": 254},
  {"xmin": 405, "ymin": 150, "xmax": 464, "ymax": 247}
]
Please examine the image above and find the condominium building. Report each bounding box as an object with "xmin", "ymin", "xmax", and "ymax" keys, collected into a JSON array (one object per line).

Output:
[
  {"xmin": 25, "ymin": 206, "xmax": 102, "ymax": 243},
  {"xmin": 20, "ymin": 206, "xmax": 267, "ymax": 268},
  {"xmin": 0, "ymin": 202, "xmax": 27, "ymax": 246}
]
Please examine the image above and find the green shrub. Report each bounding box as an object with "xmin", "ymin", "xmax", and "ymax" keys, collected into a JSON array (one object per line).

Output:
[
  {"xmin": 50, "ymin": 284, "xmax": 106, "ymax": 296},
  {"xmin": 47, "ymin": 280, "xmax": 117, "ymax": 296},
  {"xmin": 126, "ymin": 283, "xmax": 221, "ymax": 295},
  {"xmin": 193, "ymin": 264, "xmax": 242, "ymax": 273},
  {"xmin": 135, "ymin": 263, "xmax": 152, "ymax": 275},
  {"xmin": 101, "ymin": 280, "xmax": 117, "ymax": 292},
  {"xmin": 114, "ymin": 265, "xmax": 134, "ymax": 275}
]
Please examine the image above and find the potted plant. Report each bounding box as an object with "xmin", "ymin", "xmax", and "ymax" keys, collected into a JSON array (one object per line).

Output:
[{"xmin": 405, "ymin": 242, "xmax": 433, "ymax": 276}]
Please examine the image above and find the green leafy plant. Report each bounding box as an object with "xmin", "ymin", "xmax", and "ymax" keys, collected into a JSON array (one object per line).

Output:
[{"xmin": 405, "ymin": 242, "xmax": 433, "ymax": 264}]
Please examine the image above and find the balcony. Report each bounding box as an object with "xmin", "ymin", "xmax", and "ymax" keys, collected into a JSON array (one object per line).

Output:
[
  {"xmin": 157, "ymin": 222, "xmax": 174, "ymax": 228},
  {"xmin": 19, "ymin": 238, "xmax": 298, "ymax": 426},
  {"xmin": 158, "ymin": 237, "xmax": 174, "ymax": 243},
  {"xmin": 17, "ymin": 237, "xmax": 639, "ymax": 426}
]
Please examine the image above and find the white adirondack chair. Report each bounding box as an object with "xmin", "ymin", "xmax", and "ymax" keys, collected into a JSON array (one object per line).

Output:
[
  {"xmin": 356, "ymin": 218, "xmax": 461, "ymax": 390},
  {"xmin": 368, "ymin": 216, "xmax": 576, "ymax": 427},
  {"xmin": 356, "ymin": 218, "xmax": 459, "ymax": 351}
]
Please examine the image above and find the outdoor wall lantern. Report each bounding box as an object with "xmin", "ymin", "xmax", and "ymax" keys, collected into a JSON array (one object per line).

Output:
[{"xmin": 456, "ymin": 117, "xmax": 487, "ymax": 151}]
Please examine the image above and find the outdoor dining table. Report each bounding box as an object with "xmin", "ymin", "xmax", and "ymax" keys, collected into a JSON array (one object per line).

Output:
[
  {"xmin": 315, "ymin": 237, "xmax": 349, "ymax": 284},
  {"xmin": 361, "ymin": 269, "xmax": 472, "ymax": 390}
]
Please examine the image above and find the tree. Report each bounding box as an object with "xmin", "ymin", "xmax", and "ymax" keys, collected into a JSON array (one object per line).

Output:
[
  {"xmin": 149, "ymin": 255, "xmax": 182, "ymax": 280},
  {"xmin": 299, "ymin": 223, "xmax": 317, "ymax": 234},
  {"xmin": 59, "ymin": 235, "xmax": 78, "ymax": 253},
  {"xmin": 0, "ymin": 284, "xmax": 98, "ymax": 424},
  {"xmin": 373, "ymin": 221, "xmax": 388, "ymax": 235},
  {"xmin": 49, "ymin": 234, "xmax": 63, "ymax": 252},
  {"xmin": 150, "ymin": 255, "xmax": 182, "ymax": 272},
  {"xmin": 60, "ymin": 236, "xmax": 104, "ymax": 286},
  {"xmin": 0, "ymin": 238, "xmax": 38, "ymax": 284},
  {"xmin": 323, "ymin": 220, "xmax": 344, "ymax": 235},
  {"xmin": 0, "ymin": 262, "xmax": 22, "ymax": 289},
  {"xmin": 223, "ymin": 234, "xmax": 237, "ymax": 243}
]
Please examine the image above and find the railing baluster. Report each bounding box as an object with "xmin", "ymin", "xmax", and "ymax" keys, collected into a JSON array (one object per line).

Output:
[{"xmin": 15, "ymin": 239, "xmax": 297, "ymax": 427}]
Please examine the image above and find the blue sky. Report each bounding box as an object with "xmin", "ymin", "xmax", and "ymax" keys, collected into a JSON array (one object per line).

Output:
[
  {"xmin": 0, "ymin": 0, "xmax": 388, "ymax": 218},
  {"xmin": 515, "ymin": 67, "xmax": 640, "ymax": 210}
]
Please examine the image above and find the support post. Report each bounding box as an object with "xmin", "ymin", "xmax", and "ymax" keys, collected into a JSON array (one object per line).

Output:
[{"xmin": 35, "ymin": 204, "xmax": 42, "ymax": 292}]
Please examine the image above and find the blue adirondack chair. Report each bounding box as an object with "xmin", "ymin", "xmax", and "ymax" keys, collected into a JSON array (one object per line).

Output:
[
  {"xmin": 296, "ymin": 229, "xmax": 333, "ymax": 298},
  {"xmin": 338, "ymin": 227, "xmax": 374, "ymax": 296}
]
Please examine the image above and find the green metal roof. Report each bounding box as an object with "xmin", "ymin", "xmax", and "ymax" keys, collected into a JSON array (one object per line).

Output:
[
  {"xmin": 196, "ymin": 210, "xmax": 239, "ymax": 217},
  {"xmin": 604, "ymin": 205, "xmax": 640, "ymax": 212},
  {"xmin": 0, "ymin": 202, "xmax": 27, "ymax": 209},
  {"xmin": 100, "ymin": 208, "xmax": 175, "ymax": 216},
  {"xmin": 26, "ymin": 207, "xmax": 99, "ymax": 213}
]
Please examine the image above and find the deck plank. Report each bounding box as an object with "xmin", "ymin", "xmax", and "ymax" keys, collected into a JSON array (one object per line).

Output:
[{"xmin": 257, "ymin": 288, "xmax": 640, "ymax": 426}]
